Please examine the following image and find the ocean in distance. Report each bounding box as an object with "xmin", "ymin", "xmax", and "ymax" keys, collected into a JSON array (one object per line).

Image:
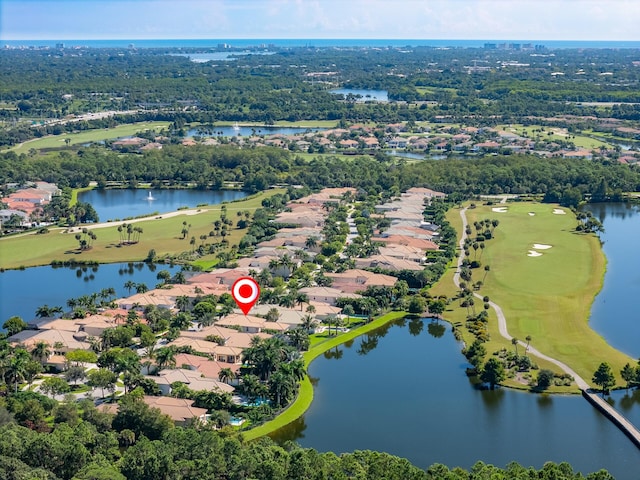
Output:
[{"xmin": 5, "ymin": 39, "xmax": 640, "ymax": 49}]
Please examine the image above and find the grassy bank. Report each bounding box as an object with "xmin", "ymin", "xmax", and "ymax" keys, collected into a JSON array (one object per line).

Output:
[
  {"xmin": 432, "ymin": 201, "xmax": 631, "ymax": 388},
  {"xmin": 242, "ymin": 311, "xmax": 407, "ymax": 441},
  {"xmin": 0, "ymin": 190, "xmax": 282, "ymax": 269},
  {"xmin": 69, "ymin": 185, "xmax": 95, "ymax": 206}
]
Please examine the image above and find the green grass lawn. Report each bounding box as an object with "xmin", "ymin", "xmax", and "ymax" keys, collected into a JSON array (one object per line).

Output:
[
  {"xmin": 497, "ymin": 123, "xmax": 612, "ymax": 150},
  {"xmin": 6, "ymin": 121, "xmax": 171, "ymax": 154},
  {"xmin": 0, "ymin": 190, "xmax": 283, "ymax": 269},
  {"xmin": 453, "ymin": 202, "xmax": 631, "ymax": 385},
  {"xmin": 242, "ymin": 311, "xmax": 406, "ymax": 441}
]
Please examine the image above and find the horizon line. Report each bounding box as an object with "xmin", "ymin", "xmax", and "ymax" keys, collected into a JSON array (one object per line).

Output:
[{"xmin": 3, "ymin": 37, "xmax": 639, "ymax": 42}]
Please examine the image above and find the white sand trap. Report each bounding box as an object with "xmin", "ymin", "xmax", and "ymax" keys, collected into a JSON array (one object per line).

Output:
[
  {"xmin": 527, "ymin": 250, "xmax": 543, "ymax": 257},
  {"xmin": 528, "ymin": 212, "xmax": 535, "ymax": 216},
  {"xmin": 492, "ymin": 207, "xmax": 508, "ymax": 213},
  {"xmin": 553, "ymin": 209, "xmax": 566, "ymax": 215},
  {"xmin": 533, "ymin": 243, "xmax": 552, "ymax": 250}
]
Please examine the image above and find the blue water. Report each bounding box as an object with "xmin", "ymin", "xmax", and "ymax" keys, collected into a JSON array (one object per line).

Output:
[
  {"xmin": 5, "ymin": 39, "xmax": 640, "ymax": 49},
  {"xmin": 186, "ymin": 126, "xmax": 325, "ymax": 138},
  {"xmin": 271, "ymin": 319, "xmax": 640, "ymax": 479},
  {"xmin": 330, "ymin": 88, "xmax": 388, "ymax": 102},
  {"xmin": 585, "ymin": 203, "xmax": 640, "ymax": 358},
  {"xmin": 79, "ymin": 189, "xmax": 247, "ymax": 222},
  {"xmin": 170, "ymin": 52, "xmax": 275, "ymax": 62},
  {"xmin": 0, "ymin": 262, "xmax": 181, "ymax": 323}
]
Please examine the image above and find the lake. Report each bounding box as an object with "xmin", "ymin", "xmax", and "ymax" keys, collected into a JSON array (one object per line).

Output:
[
  {"xmin": 0, "ymin": 262, "xmax": 182, "ymax": 323},
  {"xmin": 171, "ymin": 51, "xmax": 276, "ymax": 62},
  {"xmin": 585, "ymin": 202, "xmax": 640, "ymax": 358},
  {"xmin": 271, "ymin": 318, "xmax": 640, "ymax": 479},
  {"xmin": 186, "ymin": 125, "xmax": 326, "ymax": 138},
  {"xmin": 78, "ymin": 189, "xmax": 247, "ymax": 222},
  {"xmin": 330, "ymin": 88, "xmax": 389, "ymax": 102}
]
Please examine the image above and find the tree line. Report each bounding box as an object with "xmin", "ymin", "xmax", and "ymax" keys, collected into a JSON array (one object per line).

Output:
[
  {"xmin": 3, "ymin": 146, "xmax": 639, "ymax": 202},
  {"xmin": 0, "ymin": 395, "xmax": 616, "ymax": 479}
]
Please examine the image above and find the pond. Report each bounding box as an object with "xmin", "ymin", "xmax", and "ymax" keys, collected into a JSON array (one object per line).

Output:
[
  {"xmin": 271, "ymin": 318, "xmax": 640, "ymax": 479},
  {"xmin": 186, "ymin": 125, "xmax": 326, "ymax": 138},
  {"xmin": 78, "ymin": 189, "xmax": 247, "ymax": 222},
  {"xmin": 585, "ymin": 202, "xmax": 640, "ymax": 358},
  {"xmin": 330, "ymin": 88, "xmax": 389, "ymax": 102},
  {"xmin": 0, "ymin": 262, "xmax": 182, "ymax": 324}
]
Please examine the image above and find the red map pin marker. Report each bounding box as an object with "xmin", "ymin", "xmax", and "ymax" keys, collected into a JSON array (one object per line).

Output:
[{"xmin": 231, "ymin": 277, "xmax": 260, "ymax": 315}]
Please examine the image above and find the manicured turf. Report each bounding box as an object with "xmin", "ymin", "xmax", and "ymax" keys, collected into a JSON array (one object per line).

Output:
[
  {"xmin": 496, "ymin": 124, "xmax": 611, "ymax": 150},
  {"xmin": 7, "ymin": 121, "xmax": 171, "ymax": 154},
  {"xmin": 242, "ymin": 311, "xmax": 407, "ymax": 440},
  {"xmin": 0, "ymin": 190, "xmax": 283, "ymax": 269},
  {"xmin": 449, "ymin": 202, "xmax": 631, "ymax": 385}
]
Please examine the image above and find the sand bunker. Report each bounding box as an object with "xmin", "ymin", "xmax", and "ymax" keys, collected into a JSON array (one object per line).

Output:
[
  {"xmin": 492, "ymin": 207, "xmax": 508, "ymax": 213},
  {"xmin": 553, "ymin": 209, "xmax": 566, "ymax": 215},
  {"xmin": 532, "ymin": 244, "xmax": 552, "ymax": 250},
  {"xmin": 528, "ymin": 212, "xmax": 535, "ymax": 216},
  {"xmin": 527, "ymin": 250, "xmax": 542, "ymax": 257}
]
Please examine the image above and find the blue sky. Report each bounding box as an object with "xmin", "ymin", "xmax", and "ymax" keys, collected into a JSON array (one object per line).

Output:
[{"xmin": 2, "ymin": 0, "xmax": 640, "ymax": 40}]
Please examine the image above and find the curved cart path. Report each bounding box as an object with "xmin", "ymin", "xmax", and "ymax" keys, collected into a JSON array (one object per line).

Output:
[{"xmin": 453, "ymin": 206, "xmax": 640, "ymax": 447}]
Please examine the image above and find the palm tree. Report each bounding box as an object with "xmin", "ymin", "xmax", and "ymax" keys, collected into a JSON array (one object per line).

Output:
[
  {"xmin": 525, "ymin": 335, "xmax": 532, "ymax": 354},
  {"xmin": 280, "ymin": 254, "xmax": 295, "ymax": 276},
  {"xmin": 342, "ymin": 304, "xmax": 355, "ymax": 327},
  {"xmin": 279, "ymin": 294, "xmax": 295, "ymax": 308},
  {"xmin": 175, "ymin": 295, "xmax": 191, "ymax": 312},
  {"xmin": 124, "ymin": 280, "xmax": 136, "ymax": 295},
  {"xmin": 325, "ymin": 315, "xmax": 337, "ymax": 336},
  {"xmin": 482, "ymin": 265, "xmax": 490, "ymax": 283},
  {"xmin": 30, "ymin": 341, "xmax": 51, "ymax": 365},
  {"xmin": 259, "ymin": 307, "xmax": 277, "ymax": 323},
  {"xmin": 126, "ymin": 223, "xmax": 134, "ymax": 244},
  {"xmin": 35, "ymin": 305, "xmax": 57, "ymax": 318},
  {"xmin": 301, "ymin": 314, "xmax": 317, "ymax": 334},
  {"xmin": 153, "ymin": 347, "xmax": 176, "ymax": 372},
  {"xmin": 305, "ymin": 236, "xmax": 318, "ymax": 250},
  {"xmin": 511, "ymin": 337, "xmax": 519, "ymax": 357},
  {"xmin": 295, "ymin": 292, "xmax": 309, "ymax": 311},
  {"xmin": 268, "ymin": 370, "xmax": 296, "ymax": 408},
  {"xmin": 219, "ymin": 367, "xmax": 236, "ymax": 384},
  {"xmin": 7, "ymin": 348, "xmax": 30, "ymax": 393}
]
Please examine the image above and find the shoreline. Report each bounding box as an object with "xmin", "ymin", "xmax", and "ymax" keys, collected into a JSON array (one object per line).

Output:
[
  {"xmin": 0, "ymin": 189, "xmax": 279, "ymax": 270},
  {"xmin": 242, "ymin": 311, "xmax": 407, "ymax": 441}
]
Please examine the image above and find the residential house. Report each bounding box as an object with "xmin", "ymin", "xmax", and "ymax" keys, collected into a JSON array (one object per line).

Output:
[
  {"xmin": 355, "ymin": 255, "xmax": 424, "ymax": 272},
  {"xmin": 169, "ymin": 338, "xmax": 244, "ymax": 363},
  {"xmin": 373, "ymin": 235, "xmax": 439, "ymax": 251},
  {"xmin": 216, "ymin": 313, "xmax": 289, "ymax": 333},
  {"xmin": 325, "ymin": 269, "xmax": 397, "ymax": 293},
  {"xmin": 8, "ymin": 329, "xmax": 92, "ymax": 354},
  {"xmin": 141, "ymin": 396, "xmax": 208, "ymax": 425},
  {"xmin": 298, "ymin": 287, "xmax": 361, "ymax": 306},
  {"xmin": 173, "ymin": 353, "xmax": 242, "ymax": 384},
  {"xmin": 187, "ymin": 268, "xmax": 251, "ymax": 287},
  {"xmin": 151, "ymin": 368, "xmax": 234, "ymax": 396}
]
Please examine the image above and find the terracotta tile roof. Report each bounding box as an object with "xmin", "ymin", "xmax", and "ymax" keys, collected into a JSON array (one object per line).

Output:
[{"xmin": 142, "ymin": 396, "xmax": 208, "ymax": 423}]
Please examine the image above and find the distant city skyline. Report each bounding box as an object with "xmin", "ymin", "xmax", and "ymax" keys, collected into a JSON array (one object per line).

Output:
[{"xmin": 2, "ymin": 0, "xmax": 640, "ymax": 41}]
